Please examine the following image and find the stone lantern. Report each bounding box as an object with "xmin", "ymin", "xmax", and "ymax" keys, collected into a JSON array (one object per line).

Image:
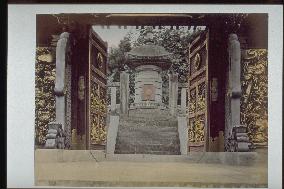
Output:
[{"xmin": 126, "ymin": 30, "xmax": 172, "ymax": 108}]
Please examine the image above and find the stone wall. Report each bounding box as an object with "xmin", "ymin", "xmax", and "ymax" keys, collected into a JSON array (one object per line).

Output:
[{"xmin": 35, "ymin": 47, "xmax": 56, "ymax": 146}]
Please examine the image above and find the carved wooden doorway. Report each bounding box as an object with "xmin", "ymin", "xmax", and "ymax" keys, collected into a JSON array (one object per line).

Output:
[
  {"xmin": 87, "ymin": 29, "xmax": 108, "ymax": 150},
  {"xmin": 188, "ymin": 29, "xmax": 210, "ymax": 152},
  {"xmin": 71, "ymin": 27, "xmax": 108, "ymax": 150}
]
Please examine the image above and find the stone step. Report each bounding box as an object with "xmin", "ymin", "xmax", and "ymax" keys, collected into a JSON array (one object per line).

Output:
[
  {"xmin": 115, "ymin": 110, "xmax": 180, "ymax": 155},
  {"xmin": 117, "ymin": 134, "xmax": 179, "ymax": 139},
  {"xmin": 118, "ymin": 127, "xmax": 178, "ymax": 132},
  {"xmin": 114, "ymin": 150, "xmax": 181, "ymax": 155},
  {"xmin": 115, "ymin": 143, "xmax": 180, "ymax": 148},
  {"xmin": 120, "ymin": 119, "xmax": 177, "ymax": 124},
  {"xmin": 119, "ymin": 125, "xmax": 177, "ymax": 129},
  {"xmin": 116, "ymin": 139, "xmax": 180, "ymax": 145},
  {"xmin": 115, "ymin": 144, "xmax": 179, "ymax": 154}
]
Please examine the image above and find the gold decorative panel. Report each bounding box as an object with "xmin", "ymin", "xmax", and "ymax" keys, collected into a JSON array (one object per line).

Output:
[
  {"xmin": 188, "ymin": 89, "xmax": 196, "ymax": 115},
  {"xmin": 188, "ymin": 31, "xmax": 208, "ymax": 148},
  {"xmin": 196, "ymin": 82, "xmax": 206, "ymax": 112},
  {"xmin": 35, "ymin": 47, "xmax": 56, "ymax": 145},
  {"xmin": 89, "ymin": 29, "xmax": 108, "ymax": 148},
  {"xmin": 188, "ymin": 109, "xmax": 206, "ymax": 143},
  {"xmin": 90, "ymin": 84, "xmax": 107, "ymax": 145},
  {"xmin": 241, "ymin": 49, "xmax": 268, "ymax": 145},
  {"xmin": 195, "ymin": 115, "xmax": 205, "ymax": 142}
]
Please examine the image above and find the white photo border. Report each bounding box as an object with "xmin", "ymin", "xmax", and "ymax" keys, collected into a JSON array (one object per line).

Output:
[{"xmin": 7, "ymin": 4, "xmax": 283, "ymax": 188}]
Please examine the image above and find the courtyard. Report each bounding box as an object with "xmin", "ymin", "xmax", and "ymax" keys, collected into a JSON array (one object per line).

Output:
[{"xmin": 35, "ymin": 149, "xmax": 267, "ymax": 187}]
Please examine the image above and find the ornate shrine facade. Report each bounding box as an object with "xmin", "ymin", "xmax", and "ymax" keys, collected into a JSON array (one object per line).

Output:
[{"xmin": 35, "ymin": 13, "xmax": 268, "ymax": 153}]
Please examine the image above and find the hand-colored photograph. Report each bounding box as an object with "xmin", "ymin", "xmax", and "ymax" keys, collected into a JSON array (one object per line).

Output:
[{"xmin": 34, "ymin": 13, "xmax": 268, "ymax": 187}]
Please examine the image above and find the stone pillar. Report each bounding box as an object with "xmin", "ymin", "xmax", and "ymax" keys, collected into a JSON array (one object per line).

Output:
[
  {"xmin": 110, "ymin": 86, "xmax": 117, "ymax": 112},
  {"xmin": 45, "ymin": 32, "xmax": 71, "ymax": 149},
  {"xmin": 120, "ymin": 71, "xmax": 129, "ymax": 115},
  {"xmin": 227, "ymin": 33, "xmax": 241, "ymax": 135},
  {"xmin": 54, "ymin": 32, "xmax": 70, "ymax": 129},
  {"xmin": 181, "ymin": 87, "xmax": 187, "ymax": 113},
  {"xmin": 168, "ymin": 72, "xmax": 178, "ymax": 115}
]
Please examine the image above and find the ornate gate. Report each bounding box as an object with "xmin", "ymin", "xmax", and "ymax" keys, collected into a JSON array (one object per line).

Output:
[
  {"xmin": 87, "ymin": 29, "xmax": 108, "ymax": 149},
  {"xmin": 188, "ymin": 30, "xmax": 210, "ymax": 152}
]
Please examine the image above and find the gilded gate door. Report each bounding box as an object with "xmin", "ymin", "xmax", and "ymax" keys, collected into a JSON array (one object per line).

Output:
[
  {"xmin": 87, "ymin": 29, "xmax": 108, "ymax": 149},
  {"xmin": 188, "ymin": 30, "xmax": 210, "ymax": 152}
]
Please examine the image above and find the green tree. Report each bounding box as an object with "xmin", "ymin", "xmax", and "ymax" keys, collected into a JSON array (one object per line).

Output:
[
  {"xmin": 133, "ymin": 27, "xmax": 202, "ymax": 82},
  {"xmin": 107, "ymin": 32, "xmax": 135, "ymax": 102},
  {"xmin": 108, "ymin": 32, "xmax": 132, "ymax": 81}
]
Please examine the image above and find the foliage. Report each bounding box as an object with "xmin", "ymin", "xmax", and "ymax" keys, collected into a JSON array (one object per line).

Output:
[
  {"xmin": 35, "ymin": 47, "xmax": 56, "ymax": 146},
  {"xmin": 108, "ymin": 33, "xmax": 132, "ymax": 77},
  {"xmin": 107, "ymin": 27, "xmax": 202, "ymax": 104},
  {"xmin": 133, "ymin": 27, "xmax": 202, "ymax": 82}
]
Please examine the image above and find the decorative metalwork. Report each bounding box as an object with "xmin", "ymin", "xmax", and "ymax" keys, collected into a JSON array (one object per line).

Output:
[
  {"xmin": 193, "ymin": 53, "xmax": 201, "ymax": 70},
  {"xmin": 187, "ymin": 31, "xmax": 208, "ymax": 146},
  {"xmin": 196, "ymin": 82, "xmax": 206, "ymax": 112},
  {"xmin": 97, "ymin": 52, "xmax": 104, "ymax": 69},
  {"xmin": 90, "ymin": 84, "xmax": 107, "ymax": 145},
  {"xmin": 188, "ymin": 89, "xmax": 196, "ymax": 115},
  {"xmin": 188, "ymin": 115, "xmax": 205, "ymax": 143},
  {"xmin": 188, "ymin": 83, "xmax": 206, "ymax": 143},
  {"xmin": 195, "ymin": 115, "xmax": 205, "ymax": 142},
  {"xmin": 188, "ymin": 118, "xmax": 195, "ymax": 143},
  {"xmin": 78, "ymin": 76, "xmax": 85, "ymax": 101},
  {"xmin": 241, "ymin": 49, "xmax": 268, "ymax": 145},
  {"xmin": 89, "ymin": 29, "xmax": 107, "ymax": 146}
]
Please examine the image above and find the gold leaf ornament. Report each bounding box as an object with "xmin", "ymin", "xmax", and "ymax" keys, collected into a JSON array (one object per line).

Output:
[
  {"xmin": 193, "ymin": 53, "xmax": 201, "ymax": 70},
  {"xmin": 97, "ymin": 52, "xmax": 104, "ymax": 69}
]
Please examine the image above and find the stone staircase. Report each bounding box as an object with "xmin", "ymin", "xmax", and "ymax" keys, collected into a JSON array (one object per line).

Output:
[{"xmin": 115, "ymin": 109, "xmax": 181, "ymax": 155}]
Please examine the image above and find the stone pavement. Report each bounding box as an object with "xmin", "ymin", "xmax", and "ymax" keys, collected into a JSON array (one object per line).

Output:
[{"xmin": 35, "ymin": 158, "xmax": 267, "ymax": 187}]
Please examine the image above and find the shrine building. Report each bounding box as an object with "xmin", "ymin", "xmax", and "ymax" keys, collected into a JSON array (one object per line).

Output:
[{"xmin": 35, "ymin": 13, "xmax": 268, "ymax": 155}]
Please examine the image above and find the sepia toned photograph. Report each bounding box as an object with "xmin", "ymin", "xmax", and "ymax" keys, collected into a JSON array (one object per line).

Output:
[{"xmin": 32, "ymin": 13, "xmax": 270, "ymax": 187}]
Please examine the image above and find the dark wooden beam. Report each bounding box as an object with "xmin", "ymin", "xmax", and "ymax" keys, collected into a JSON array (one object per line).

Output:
[{"xmin": 36, "ymin": 13, "xmax": 268, "ymax": 47}]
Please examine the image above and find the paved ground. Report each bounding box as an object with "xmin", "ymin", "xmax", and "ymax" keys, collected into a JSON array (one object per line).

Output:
[{"xmin": 35, "ymin": 160, "xmax": 267, "ymax": 187}]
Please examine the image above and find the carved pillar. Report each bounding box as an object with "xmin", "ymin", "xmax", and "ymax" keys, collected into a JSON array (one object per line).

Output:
[
  {"xmin": 181, "ymin": 87, "xmax": 187, "ymax": 113},
  {"xmin": 226, "ymin": 33, "xmax": 241, "ymax": 140},
  {"xmin": 168, "ymin": 72, "xmax": 178, "ymax": 115},
  {"xmin": 54, "ymin": 32, "xmax": 72, "ymax": 146},
  {"xmin": 120, "ymin": 71, "xmax": 129, "ymax": 115},
  {"xmin": 45, "ymin": 32, "xmax": 71, "ymax": 149},
  {"xmin": 110, "ymin": 86, "xmax": 117, "ymax": 112}
]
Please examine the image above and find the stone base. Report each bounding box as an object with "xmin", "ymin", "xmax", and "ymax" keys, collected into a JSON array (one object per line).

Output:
[
  {"xmin": 189, "ymin": 142, "xmax": 205, "ymax": 152},
  {"xmin": 44, "ymin": 122, "xmax": 62, "ymax": 149},
  {"xmin": 131, "ymin": 101, "xmax": 161, "ymax": 109},
  {"xmin": 35, "ymin": 149, "xmax": 262, "ymax": 166}
]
